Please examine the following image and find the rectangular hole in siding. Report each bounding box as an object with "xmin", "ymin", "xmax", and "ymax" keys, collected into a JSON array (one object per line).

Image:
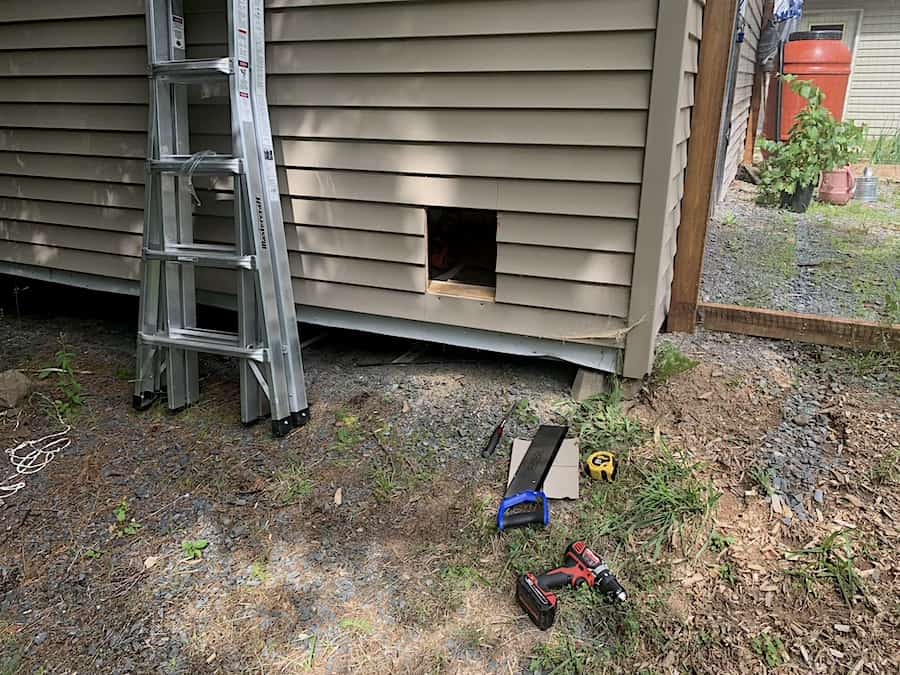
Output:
[{"xmin": 426, "ymin": 206, "xmax": 497, "ymax": 302}]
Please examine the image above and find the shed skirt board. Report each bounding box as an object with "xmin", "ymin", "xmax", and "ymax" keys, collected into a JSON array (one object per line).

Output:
[{"xmin": 0, "ymin": 261, "xmax": 623, "ymax": 374}]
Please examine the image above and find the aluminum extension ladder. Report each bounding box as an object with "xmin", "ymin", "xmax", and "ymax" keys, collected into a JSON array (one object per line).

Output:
[{"xmin": 134, "ymin": 0, "xmax": 310, "ymax": 437}]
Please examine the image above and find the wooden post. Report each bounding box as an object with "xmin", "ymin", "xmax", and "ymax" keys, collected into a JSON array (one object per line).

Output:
[
  {"xmin": 743, "ymin": 0, "xmax": 775, "ymax": 165},
  {"xmin": 667, "ymin": 0, "xmax": 740, "ymax": 333}
]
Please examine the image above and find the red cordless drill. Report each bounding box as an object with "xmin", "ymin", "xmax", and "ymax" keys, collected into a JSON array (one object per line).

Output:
[{"xmin": 516, "ymin": 541, "xmax": 627, "ymax": 630}]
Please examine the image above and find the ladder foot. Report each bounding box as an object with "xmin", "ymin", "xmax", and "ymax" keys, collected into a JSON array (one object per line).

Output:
[
  {"xmin": 272, "ymin": 416, "xmax": 294, "ymax": 438},
  {"xmin": 291, "ymin": 408, "xmax": 311, "ymax": 429},
  {"xmin": 133, "ymin": 392, "xmax": 160, "ymax": 411}
]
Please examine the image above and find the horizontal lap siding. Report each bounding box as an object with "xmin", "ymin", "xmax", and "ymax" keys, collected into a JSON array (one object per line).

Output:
[
  {"xmin": 256, "ymin": 0, "xmax": 655, "ymax": 335},
  {"xmin": 0, "ymin": 0, "xmax": 660, "ymax": 343},
  {"xmin": 0, "ymin": 2, "xmax": 146, "ymax": 288},
  {"xmin": 720, "ymin": 0, "xmax": 765, "ymax": 195},
  {"xmin": 805, "ymin": 0, "xmax": 900, "ymax": 133}
]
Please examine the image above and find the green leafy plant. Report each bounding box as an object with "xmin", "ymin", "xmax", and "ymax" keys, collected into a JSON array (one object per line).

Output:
[
  {"xmin": 710, "ymin": 530, "xmax": 736, "ymax": 552},
  {"xmin": 84, "ymin": 548, "xmax": 104, "ymax": 560},
  {"xmin": 182, "ymin": 539, "xmax": 210, "ymax": 560},
  {"xmin": 112, "ymin": 499, "xmax": 141, "ymax": 537},
  {"xmin": 718, "ymin": 562, "xmax": 738, "ymax": 587},
  {"xmin": 757, "ymin": 76, "xmax": 865, "ymax": 206},
  {"xmin": 339, "ymin": 618, "xmax": 374, "ymax": 634},
  {"xmin": 750, "ymin": 633, "xmax": 786, "ymax": 668},
  {"xmin": 652, "ymin": 342, "xmax": 699, "ymax": 386}
]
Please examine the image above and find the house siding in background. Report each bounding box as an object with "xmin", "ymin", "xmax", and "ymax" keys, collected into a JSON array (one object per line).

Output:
[
  {"xmin": 719, "ymin": 0, "xmax": 767, "ymax": 196},
  {"xmin": 0, "ymin": 0, "xmax": 704, "ymax": 378},
  {"xmin": 804, "ymin": 0, "xmax": 900, "ymax": 134}
]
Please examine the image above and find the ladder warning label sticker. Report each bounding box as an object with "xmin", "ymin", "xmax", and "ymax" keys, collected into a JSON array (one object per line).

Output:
[{"xmin": 171, "ymin": 15, "xmax": 185, "ymax": 51}]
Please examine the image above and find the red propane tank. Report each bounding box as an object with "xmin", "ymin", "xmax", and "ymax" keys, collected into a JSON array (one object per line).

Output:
[{"xmin": 764, "ymin": 31, "xmax": 852, "ymax": 142}]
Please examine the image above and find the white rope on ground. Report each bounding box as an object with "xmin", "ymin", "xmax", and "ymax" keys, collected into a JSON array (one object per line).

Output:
[{"xmin": 0, "ymin": 423, "xmax": 71, "ymax": 505}]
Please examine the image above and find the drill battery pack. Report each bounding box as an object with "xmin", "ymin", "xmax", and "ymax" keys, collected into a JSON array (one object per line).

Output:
[{"xmin": 516, "ymin": 573, "xmax": 557, "ymax": 631}]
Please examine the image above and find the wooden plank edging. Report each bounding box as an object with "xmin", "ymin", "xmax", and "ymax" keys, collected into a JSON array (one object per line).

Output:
[{"xmin": 699, "ymin": 302, "xmax": 900, "ymax": 351}]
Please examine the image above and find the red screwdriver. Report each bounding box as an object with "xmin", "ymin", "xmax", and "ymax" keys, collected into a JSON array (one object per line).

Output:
[{"xmin": 481, "ymin": 403, "xmax": 517, "ymax": 458}]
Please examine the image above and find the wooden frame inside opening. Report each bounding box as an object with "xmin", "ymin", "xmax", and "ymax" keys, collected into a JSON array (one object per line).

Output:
[{"xmin": 425, "ymin": 206, "xmax": 498, "ymax": 302}]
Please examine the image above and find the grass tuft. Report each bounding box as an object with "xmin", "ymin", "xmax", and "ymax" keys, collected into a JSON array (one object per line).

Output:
[
  {"xmin": 785, "ymin": 530, "xmax": 865, "ymax": 605},
  {"xmin": 557, "ymin": 385, "xmax": 648, "ymax": 454},
  {"xmin": 619, "ymin": 444, "xmax": 720, "ymax": 559},
  {"xmin": 271, "ymin": 461, "xmax": 313, "ymax": 506}
]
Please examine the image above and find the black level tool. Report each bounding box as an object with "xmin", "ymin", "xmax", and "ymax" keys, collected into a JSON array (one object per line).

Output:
[
  {"xmin": 497, "ymin": 425, "xmax": 567, "ymax": 530},
  {"xmin": 481, "ymin": 403, "xmax": 516, "ymax": 458}
]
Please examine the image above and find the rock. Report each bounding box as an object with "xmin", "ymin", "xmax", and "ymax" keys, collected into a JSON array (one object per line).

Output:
[
  {"xmin": 793, "ymin": 413, "xmax": 811, "ymax": 426},
  {"xmin": 814, "ymin": 489, "xmax": 824, "ymax": 504},
  {"xmin": 34, "ymin": 631, "xmax": 48, "ymax": 645},
  {"xmin": 0, "ymin": 369, "xmax": 33, "ymax": 409}
]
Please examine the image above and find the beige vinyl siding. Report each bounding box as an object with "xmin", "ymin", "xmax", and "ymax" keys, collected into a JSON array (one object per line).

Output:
[
  {"xmin": 0, "ymin": 1, "xmax": 146, "ymax": 285},
  {"xmin": 805, "ymin": 0, "xmax": 900, "ymax": 134},
  {"xmin": 183, "ymin": 0, "xmax": 655, "ymax": 342},
  {"xmin": 720, "ymin": 0, "xmax": 766, "ymax": 195}
]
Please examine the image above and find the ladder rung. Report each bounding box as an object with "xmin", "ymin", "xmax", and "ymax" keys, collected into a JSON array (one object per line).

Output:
[
  {"xmin": 152, "ymin": 58, "xmax": 232, "ymax": 81},
  {"xmin": 139, "ymin": 328, "xmax": 267, "ymax": 362},
  {"xmin": 144, "ymin": 244, "xmax": 256, "ymax": 270},
  {"xmin": 149, "ymin": 154, "xmax": 243, "ymax": 175}
]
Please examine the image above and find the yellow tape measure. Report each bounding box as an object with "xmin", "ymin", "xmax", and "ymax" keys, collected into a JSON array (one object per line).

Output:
[{"xmin": 585, "ymin": 451, "xmax": 617, "ymax": 482}]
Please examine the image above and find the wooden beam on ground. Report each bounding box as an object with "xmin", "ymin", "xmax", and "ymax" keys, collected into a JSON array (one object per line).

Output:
[
  {"xmin": 699, "ymin": 302, "xmax": 900, "ymax": 351},
  {"xmin": 668, "ymin": 0, "xmax": 740, "ymax": 333}
]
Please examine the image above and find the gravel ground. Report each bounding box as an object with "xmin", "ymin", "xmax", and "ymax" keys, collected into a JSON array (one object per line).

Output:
[{"xmin": 703, "ymin": 180, "xmax": 900, "ymax": 322}]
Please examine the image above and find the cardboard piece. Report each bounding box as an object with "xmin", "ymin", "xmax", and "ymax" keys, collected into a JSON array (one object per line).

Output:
[{"xmin": 507, "ymin": 438, "xmax": 580, "ymax": 500}]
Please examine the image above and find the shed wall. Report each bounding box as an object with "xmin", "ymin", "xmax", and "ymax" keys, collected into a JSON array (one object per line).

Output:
[{"xmin": 0, "ymin": 0, "xmax": 698, "ymax": 376}]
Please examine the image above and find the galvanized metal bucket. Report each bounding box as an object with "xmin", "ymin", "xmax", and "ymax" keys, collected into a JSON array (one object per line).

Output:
[{"xmin": 855, "ymin": 167, "xmax": 879, "ymax": 203}]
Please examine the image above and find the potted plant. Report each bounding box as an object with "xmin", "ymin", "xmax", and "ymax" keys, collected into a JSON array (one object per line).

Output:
[{"xmin": 757, "ymin": 76, "xmax": 864, "ymax": 212}]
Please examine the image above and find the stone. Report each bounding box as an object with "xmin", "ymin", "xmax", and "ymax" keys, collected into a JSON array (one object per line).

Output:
[
  {"xmin": 814, "ymin": 489, "xmax": 824, "ymax": 504},
  {"xmin": 0, "ymin": 369, "xmax": 32, "ymax": 410},
  {"xmin": 793, "ymin": 413, "xmax": 811, "ymax": 426}
]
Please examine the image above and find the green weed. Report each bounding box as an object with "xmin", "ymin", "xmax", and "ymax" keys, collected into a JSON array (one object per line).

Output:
[
  {"xmin": 338, "ymin": 618, "xmax": 374, "ymax": 634},
  {"xmin": 872, "ymin": 447, "xmax": 900, "ymax": 485},
  {"xmin": 332, "ymin": 410, "xmax": 365, "ymax": 453},
  {"xmin": 36, "ymin": 337, "xmax": 84, "ymax": 418},
  {"xmin": 441, "ymin": 565, "xmax": 488, "ymax": 592},
  {"xmin": 785, "ymin": 530, "xmax": 865, "ymax": 605},
  {"xmin": 272, "ymin": 461, "xmax": 313, "ymax": 506},
  {"xmin": 557, "ymin": 386, "xmax": 648, "ymax": 454},
  {"xmin": 750, "ymin": 633, "xmax": 786, "ymax": 668},
  {"xmin": 112, "ymin": 499, "xmax": 141, "ymax": 537},
  {"xmin": 709, "ymin": 530, "xmax": 736, "ymax": 552},
  {"xmin": 722, "ymin": 213, "xmax": 738, "ymax": 226},
  {"xmin": 181, "ymin": 539, "xmax": 209, "ymax": 560},
  {"xmin": 865, "ymin": 127, "xmax": 900, "ymax": 165},
  {"xmin": 528, "ymin": 633, "xmax": 598, "ymax": 675},
  {"xmin": 84, "ymin": 548, "xmax": 104, "ymax": 560},
  {"xmin": 652, "ymin": 342, "xmax": 699, "ymax": 386},
  {"xmin": 250, "ymin": 561, "xmax": 268, "ymax": 582},
  {"xmin": 718, "ymin": 562, "xmax": 738, "ymax": 587},
  {"xmin": 512, "ymin": 398, "xmax": 540, "ymax": 426},
  {"xmin": 750, "ymin": 466, "xmax": 775, "ymax": 497}
]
